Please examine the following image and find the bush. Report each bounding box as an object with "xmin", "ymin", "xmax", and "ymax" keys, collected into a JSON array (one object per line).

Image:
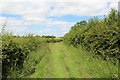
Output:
[
  {"xmin": 1, "ymin": 33, "xmax": 42, "ymax": 78},
  {"xmin": 64, "ymin": 8, "xmax": 120, "ymax": 62}
]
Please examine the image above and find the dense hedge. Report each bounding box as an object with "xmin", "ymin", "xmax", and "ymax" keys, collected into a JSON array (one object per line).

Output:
[
  {"xmin": 2, "ymin": 33, "xmax": 41, "ymax": 78},
  {"xmin": 64, "ymin": 9, "xmax": 120, "ymax": 61},
  {"xmin": 2, "ymin": 31, "xmax": 62, "ymax": 78}
]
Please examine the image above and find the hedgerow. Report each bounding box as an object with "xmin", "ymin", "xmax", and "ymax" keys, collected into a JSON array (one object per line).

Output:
[
  {"xmin": 64, "ymin": 9, "xmax": 120, "ymax": 62},
  {"xmin": 1, "ymin": 29, "xmax": 62, "ymax": 78}
]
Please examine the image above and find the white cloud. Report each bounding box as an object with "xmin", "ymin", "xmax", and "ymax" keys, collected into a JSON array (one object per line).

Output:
[
  {"xmin": 38, "ymin": 29, "xmax": 53, "ymax": 35},
  {"xmin": 0, "ymin": 0, "xmax": 119, "ymax": 17},
  {"xmin": 0, "ymin": 0, "xmax": 119, "ymax": 3},
  {"xmin": 0, "ymin": 0, "xmax": 119, "ymax": 36}
]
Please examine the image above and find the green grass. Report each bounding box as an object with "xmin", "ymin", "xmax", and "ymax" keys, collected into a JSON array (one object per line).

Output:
[
  {"xmin": 9, "ymin": 43, "xmax": 50, "ymax": 78},
  {"xmin": 25, "ymin": 42, "xmax": 118, "ymax": 78}
]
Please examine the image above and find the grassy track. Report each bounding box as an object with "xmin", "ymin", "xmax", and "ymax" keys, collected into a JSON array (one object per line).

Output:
[{"xmin": 29, "ymin": 42, "xmax": 118, "ymax": 78}]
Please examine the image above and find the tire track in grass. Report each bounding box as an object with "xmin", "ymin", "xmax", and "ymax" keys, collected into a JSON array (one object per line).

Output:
[
  {"xmin": 28, "ymin": 42, "xmax": 118, "ymax": 78},
  {"xmin": 44, "ymin": 42, "xmax": 93, "ymax": 78},
  {"xmin": 44, "ymin": 43, "xmax": 70, "ymax": 78},
  {"xmin": 62, "ymin": 44, "xmax": 93, "ymax": 78}
]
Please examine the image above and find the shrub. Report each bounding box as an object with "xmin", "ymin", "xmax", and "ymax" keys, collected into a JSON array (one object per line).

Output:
[{"xmin": 64, "ymin": 9, "xmax": 120, "ymax": 62}]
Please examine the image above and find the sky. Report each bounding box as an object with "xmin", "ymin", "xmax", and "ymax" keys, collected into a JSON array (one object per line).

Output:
[{"xmin": 0, "ymin": 0, "xmax": 119, "ymax": 37}]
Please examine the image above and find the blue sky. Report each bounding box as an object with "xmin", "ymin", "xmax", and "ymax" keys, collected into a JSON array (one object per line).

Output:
[
  {"xmin": 48, "ymin": 15, "xmax": 104, "ymax": 22},
  {"xmin": 0, "ymin": 0, "xmax": 118, "ymax": 37},
  {"xmin": 1, "ymin": 13, "xmax": 104, "ymax": 36},
  {"xmin": 1, "ymin": 13, "xmax": 22, "ymax": 19}
]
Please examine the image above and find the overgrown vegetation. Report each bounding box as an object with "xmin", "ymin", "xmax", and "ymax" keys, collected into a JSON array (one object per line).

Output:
[
  {"xmin": 1, "ymin": 27, "xmax": 62, "ymax": 78},
  {"xmin": 64, "ymin": 9, "xmax": 120, "ymax": 63},
  {"xmin": 28, "ymin": 42, "xmax": 118, "ymax": 78},
  {"xmin": 1, "ymin": 8, "xmax": 119, "ymax": 78}
]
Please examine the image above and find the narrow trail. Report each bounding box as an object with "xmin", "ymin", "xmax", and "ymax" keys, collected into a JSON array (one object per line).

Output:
[
  {"xmin": 30, "ymin": 42, "xmax": 118, "ymax": 78},
  {"xmin": 42, "ymin": 42, "xmax": 92, "ymax": 78}
]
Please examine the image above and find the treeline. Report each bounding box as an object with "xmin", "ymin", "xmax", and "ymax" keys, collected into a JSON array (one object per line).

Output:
[
  {"xmin": 11, "ymin": 35, "xmax": 56, "ymax": 38},
  {"xmin": 64, "ymin": 9, "xmax": 120, "ymax": 62},
  {"xmin": 42, "ymin": 35, "xmax": 56, "ymax": 38},
  {"xmin": 1, "ymin": 30, "xmax": 62, "ymax": 78}
]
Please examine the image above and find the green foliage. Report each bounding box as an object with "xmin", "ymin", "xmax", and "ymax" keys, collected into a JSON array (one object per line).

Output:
[
  {"xmin": 64, "ymin": 9, "xmax": 120, "ymax": 62},
  {"xmin": 2, "ymin": 31, "xmax": 62, "ymax": 78},
  {"xmin": 42, "ymin": 35, "xmax": 56, "ymax": 38},
  {"xmin": 2, "ymin": 33, "xmax": 40, "ymax": 78},
  {"xmin": 29, "ymin": 42, "xmax": 118, "ymax": 78}
]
